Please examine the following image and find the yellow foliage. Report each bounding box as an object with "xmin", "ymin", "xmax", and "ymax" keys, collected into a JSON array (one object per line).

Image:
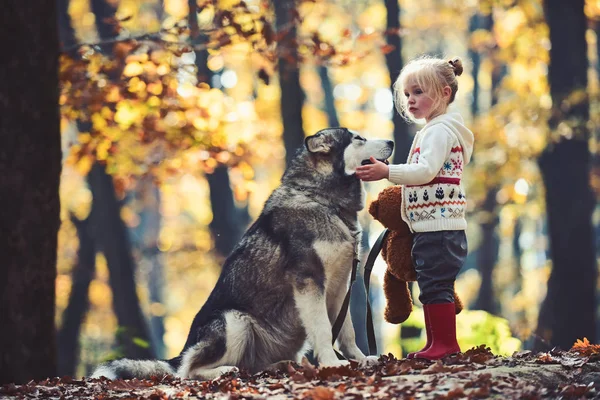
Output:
[
  {"xmin": 76, "ymin": 154, "xmax": 94, "ymax": 175},
  {"xmin": 123, "ymin": 61, "xmax": 144, "ymax": 77}
]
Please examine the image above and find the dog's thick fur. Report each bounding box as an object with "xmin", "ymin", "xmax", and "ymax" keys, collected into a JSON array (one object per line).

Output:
[{"xmin": 92, "ymin": 128, "xmax": 394, "ymax": 380}]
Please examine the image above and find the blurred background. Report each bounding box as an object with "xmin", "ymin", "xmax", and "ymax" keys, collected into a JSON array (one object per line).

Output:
[{"xmin": 55, "ymin": 0, "xmax": 600, "ymax": 377}]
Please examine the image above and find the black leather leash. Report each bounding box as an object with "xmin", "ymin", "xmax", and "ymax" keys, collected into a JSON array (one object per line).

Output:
[
  {"xmin": 363, "ymin": 228, "xmax": 389, "ymax": 356},
  {"xmin": 331, "ymin": 228, "xmax": 389, "ymax": 359},
  {"xmin": 331, "ymin": 256, "xmax": 359, "ymax": 360}
]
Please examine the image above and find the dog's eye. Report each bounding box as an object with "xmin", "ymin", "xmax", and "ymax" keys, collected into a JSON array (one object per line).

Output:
[{"xmin": 354, "ymin": 136, "xmax": 366, "ymax": 142}]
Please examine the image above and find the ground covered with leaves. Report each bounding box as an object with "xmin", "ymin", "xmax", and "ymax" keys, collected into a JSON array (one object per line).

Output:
[{"xmin": 3, "ymin": 342, "xmax": 600, "ymax": 399}]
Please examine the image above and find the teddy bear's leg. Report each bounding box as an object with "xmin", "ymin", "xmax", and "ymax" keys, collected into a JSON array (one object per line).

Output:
[
  {"xmin": 453, "ymin": 286, "xmax": 463, "ymax": 314},
  {"xmin": 383, "ymin": 270, "xmax": 412, "ymax": 324}
]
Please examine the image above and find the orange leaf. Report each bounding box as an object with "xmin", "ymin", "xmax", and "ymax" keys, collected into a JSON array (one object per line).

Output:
[
  {"xmin": 380, "ymin": 44, "xmax": 396, "ymax": 55},
  {"xmin": 570, "ymin": 337, "xmax": 600, "ymax": 356}
]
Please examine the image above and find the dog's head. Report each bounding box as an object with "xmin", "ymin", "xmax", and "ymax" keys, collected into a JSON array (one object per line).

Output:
[{"xmin": 304, "ymin": 128, "xmax": 394, "ymax": 176}]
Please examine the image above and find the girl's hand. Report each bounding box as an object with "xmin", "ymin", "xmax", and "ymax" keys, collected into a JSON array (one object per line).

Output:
[{"xmin": 355, "ymin": 157, "xmax": 389, "ymax": 181}]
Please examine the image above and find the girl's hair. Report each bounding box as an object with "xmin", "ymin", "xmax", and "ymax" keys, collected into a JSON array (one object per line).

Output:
[{"xmin": 393, "ymin": 56, "xmax": 463, "ymax": 122}]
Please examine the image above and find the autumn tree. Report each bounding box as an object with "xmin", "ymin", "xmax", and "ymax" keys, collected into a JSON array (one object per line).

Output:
[
  {"xmin": 88, "ymin": 0, "xmax": 154, "ymax": 360},
  {"xmin": 188, "ymin": 0, "xmax": 247, "ymax": 257},
  {"xmin": 470, "ymin": 7, "xmax": 501, "ymax": 316},
  {"xmin": 275, "ymin": 0, "xmax": 306, "ymax": 167},
  {"xmin": 384, "ymin": 0, "xmax": 412, "ymax": 163},
  {"xmin": 56, "ymin": 0, "xmax": 97, "ymax": 376},
  {"xmin": 59, "ymin": 0, "xmax": 155, "ymax": 363},
  {"xmin": 0, "ymin": 0, "xmax": 62, "ymax": 384},
  {"xmin": 534, "ymin": 0, "xmax": 597, "ymax": 350}
]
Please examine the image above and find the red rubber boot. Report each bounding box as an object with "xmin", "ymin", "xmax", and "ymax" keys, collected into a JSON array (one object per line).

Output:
[
  {"xmin": 407, "ymin": 307, "xmax": 431, "ymax": 359},
  {"xmin": 415, "ymin": 303, "xmax": 461, "ymax": 360}
]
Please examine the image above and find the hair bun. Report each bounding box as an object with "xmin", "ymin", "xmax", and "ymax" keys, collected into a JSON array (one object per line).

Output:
[{"xmin": 448, "ymin": 58, "xmax": 463, "ymax": 76}]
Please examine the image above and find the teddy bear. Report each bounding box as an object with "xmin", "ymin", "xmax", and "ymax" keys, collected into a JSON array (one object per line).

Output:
[{"xmin": 368, "ymin": 185, "xmax": 464, "ymax": 324}]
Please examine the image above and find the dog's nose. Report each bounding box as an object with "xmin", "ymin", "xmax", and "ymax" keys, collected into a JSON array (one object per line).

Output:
[{"xmin": 387, "ymin": 140, "xmax": 394, "ymax": 150}]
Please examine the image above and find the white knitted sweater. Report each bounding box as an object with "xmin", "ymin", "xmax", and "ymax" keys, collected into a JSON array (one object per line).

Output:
[{"xmin": 388, "ymin": 112, "xmax": 474, "ymax": 232}]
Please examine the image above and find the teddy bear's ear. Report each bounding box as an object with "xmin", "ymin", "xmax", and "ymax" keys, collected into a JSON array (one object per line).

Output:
[
  {"xmin": 385, "ymin": 185, "xmax": 403, "ymax": 201},
  {"xmin": 368, "ymin": 198, "xmax": 380, "ymax": 221}
]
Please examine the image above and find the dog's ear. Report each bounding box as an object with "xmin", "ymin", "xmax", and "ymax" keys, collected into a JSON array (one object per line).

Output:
[{"xmin": 305, "ymin": 132, "xmax": 331, "ymax": 154}]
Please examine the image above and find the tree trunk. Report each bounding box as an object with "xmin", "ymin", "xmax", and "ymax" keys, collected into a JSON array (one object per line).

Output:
[
  {"xmin": 275, "ymin": 0, "xmax": 305, "ymax": 167},
  {"xmin": 384, "ymin": 0, "xmax": 412, "ymax": 164},
  {"xmin": 90, "ymin": 0, "xmax": 118, "ymax": 43},
  {"xmin": 206, "ymin": 168, "xmax": 246, "ymax": 256},
  {"xmin": 470, "ymin": 11, "xmax": 504, "ymax": 315},
  {"xmin": 128, "ymin": 176, "xmax": 165, "ymax": 358},
  {"xmin": 189, "ymin": 2, "xmax": 246, "ymax": 257},
  {"xmin": 468, "ymin": 14, "xmax": 481, "ymax": 118},
  {"xmin": 535, "ymin": 0, "xmax": 596, "ymax": 350},
  {"xmin": 473, "ymin": 188, "xmax": 500, "ymax": 314},
  {"xmin": 57, "ymin": 215, "xmax": 96, "ymax": 376},
  {"xmin": 57, "ymin": 0, "xmax": 77, "ymax": 50},
  {"xmin": 467, "ymin": 13, "xmax": 492, "ymax": 117},
  {"xmin": 319, "ymin": 65, "xmax": 340, "ymax": 127},
  {"xmin": 83, "ymin": 0, "xmax": 153, "ymax": 359},
  {"xmin": 130, "ymin": 177, "xmax": 165, "ymax": 358},
  {"xmin": 55, "ymin": 0, "xmax": 96, "ymax": 377},
  {"xmin": 88, "ymin": 164, "xmax": 154, "ymax": 359},
  {"xmin": 0, "ymin": 0, "xmax": 61, "ymax": 384}
]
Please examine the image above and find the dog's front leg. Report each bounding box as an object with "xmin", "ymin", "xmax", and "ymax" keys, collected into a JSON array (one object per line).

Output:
[
  {"xmin": 326, "ymin": 272, "xmax": 378, "ymax": 367},
  {"xmin": 336, "ymin": 309, "xmax": 379, "ymax": 367},
  {"xmin": 294, "ymin": 283, "xmax": 348, "ymax": 368},
  {"xmin": 337, "ymin": 310, "xmax": 365, "ymax": 359}
]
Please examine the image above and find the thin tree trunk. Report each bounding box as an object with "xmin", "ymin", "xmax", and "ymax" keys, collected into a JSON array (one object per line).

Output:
[
  {"xmin": 156, "ymin": 0, "xmax": 165, "ymax": 23},
  {"xmin": 88, "ymin": 164, "xmax": 154, "ymax": 359},
  {"xmin": 91, "ymin": 0, "xmax": 117, "ymax": 42},
  {"xmin": 0, "ymin": 0, "xmax": 61, "ymax": 383},
  {"xmin": 384, "ymin": 0, "xmax": 412, "ymax": 164},
  {"xmin": 57, "ymin": 0, "xmax": 77, "ymax": 50},
  {"xmin": 206, "ymin": 169, "xmax": 245, "ymax": 256},
  {"xmin": 319, "ymin": 65, "xmax": 340, "ymax": 127},
  {"xmin": 55, "ymin": 0, "xmax": 97, "ymax": 377},
  {"xmin": 146, "ymin": 250, "xmax": 166, "ymax": 358},
  {"xmin": 473, "ymin": 188, "xmax": 500, "ymax": 314},
  {"xmin": 57, "ymin": 215, "xmax": 96, "ymax": 376},
  {"xmin": 468, "ymin": 14, "xmax": 481, "ymax": 118},
  {"xmin": 471, "ymin": 11, "xmax": 503, "ymax": 315},
  {"xmin": 535, "ymin": 0, "xmax": 596, "ymax": 350},
  {"xmin": 275, "ymin": 0, "xmax": 305, "ymax": 167},
  {"xmin": 468, "ymin": 13, "xmax": 492, "ymax": 117},
  {"xmin": 85, "ymin": 0, "xmax": 153, "ymax": 359},
  {"xmin": 190, "ymin": 2, "xmax": 245, "ymax": 256},
  {"xmin": 132, "ymin": 178, "xmax": 165, "ymax": 358}
]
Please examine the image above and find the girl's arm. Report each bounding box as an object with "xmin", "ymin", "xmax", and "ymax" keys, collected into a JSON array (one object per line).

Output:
[{"xmin": 387, "ymin": 126, "xmax": 454, "ymax": 185}]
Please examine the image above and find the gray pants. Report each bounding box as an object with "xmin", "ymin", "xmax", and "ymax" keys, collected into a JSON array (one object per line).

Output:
[{"xmin": 411, "ymin": 230, "xmax": 468, "ymax": 305}]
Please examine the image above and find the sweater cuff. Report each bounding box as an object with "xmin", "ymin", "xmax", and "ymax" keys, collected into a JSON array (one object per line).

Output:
[{"xmin": 388, "ymin": 164, "xmax": 406, "ymax": 184}]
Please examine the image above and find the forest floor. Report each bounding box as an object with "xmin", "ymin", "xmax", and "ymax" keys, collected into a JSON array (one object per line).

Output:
[{"xmin": 2, "ymin": 343, "xmax": 600, "ymax": 399}]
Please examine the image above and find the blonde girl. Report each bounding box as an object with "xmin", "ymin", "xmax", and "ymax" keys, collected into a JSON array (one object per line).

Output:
[{"xmin": 356, "ymin": 56, "xmax": 474, "ymax": 360}]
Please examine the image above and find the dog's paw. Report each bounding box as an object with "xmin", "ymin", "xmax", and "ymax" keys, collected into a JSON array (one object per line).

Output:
[
  {"xmin": 357, "ymin": 355, "xmax": 379, "ymax": 368},
  {"xmin": 219, "ymin": 366, "xmax": 239, "ymax": 375},
  {"xmin": 188, "ymin": 365, "xmax": 239, "ymax": 381},
  {"xmin": 319, "ymin": 359, "xmax": 350, "ymax": 368}
]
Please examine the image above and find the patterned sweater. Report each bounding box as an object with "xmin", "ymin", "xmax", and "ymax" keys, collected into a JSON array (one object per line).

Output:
[{"xmin": 388, "ymin": 112, "xmax": 474, "ymax": 232}]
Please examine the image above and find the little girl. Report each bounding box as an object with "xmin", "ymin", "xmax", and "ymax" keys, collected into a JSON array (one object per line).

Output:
[{"xmin": 356, "ymin": 56, "xmax": 474, "ymax": 360}]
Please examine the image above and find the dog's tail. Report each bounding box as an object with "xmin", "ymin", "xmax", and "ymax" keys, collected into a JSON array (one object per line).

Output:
[{"xmin": 91, "ymin": 357, "xmax": 181, "ymax": 380}]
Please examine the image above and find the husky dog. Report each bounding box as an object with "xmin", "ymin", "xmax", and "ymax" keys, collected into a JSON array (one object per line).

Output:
[{"xmin": 92, "ymin": 128, "xmax": 394, "ymax": 381}]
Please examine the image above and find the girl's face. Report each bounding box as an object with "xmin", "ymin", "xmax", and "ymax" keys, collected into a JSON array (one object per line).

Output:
[{"xmin": 403, "ymin": 78, "xmax": 436, "ymax": 122}]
